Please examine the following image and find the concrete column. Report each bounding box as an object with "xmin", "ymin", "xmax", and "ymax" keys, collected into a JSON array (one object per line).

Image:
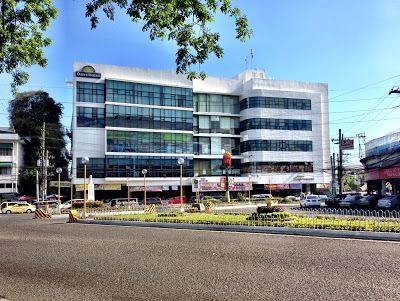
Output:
[{"xmin": 381, "ymin": 179, "xmax": 387, "ymax": 195}]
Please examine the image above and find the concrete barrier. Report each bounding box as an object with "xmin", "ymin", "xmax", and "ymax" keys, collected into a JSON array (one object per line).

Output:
[
  {"xmin": 144, "ymin": 204, "xmax": 156, "ymax": 213},
  {"xmin": 68, "ymin": 210, "xmax": 79, "ymax": 223},
  {"xmin": 33, "ymin": 209, "xmax": 52, "ymax": 219}
]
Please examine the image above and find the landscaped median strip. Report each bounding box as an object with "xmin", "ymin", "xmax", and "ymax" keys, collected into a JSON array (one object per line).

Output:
[{"xmin": 73, "ymin": 205, "xmax": 400, "ymax": 241}]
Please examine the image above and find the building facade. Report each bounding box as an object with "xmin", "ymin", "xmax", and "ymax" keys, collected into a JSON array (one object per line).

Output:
[
  {"xmin": 0, "ymin": 128, "xmax": 25, "ymax": 200},
  {"xmin": 361, "ymin": 132, "xmax": 400, "ymax": 195},
  {"xmin": 70, "ymin": 62, "xmax": 331, "ymax": 199}
]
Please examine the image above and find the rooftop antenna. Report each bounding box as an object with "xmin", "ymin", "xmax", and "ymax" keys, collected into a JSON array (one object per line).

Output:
[{"xmin": 250, "ymin": 49, "xmax": 254, "ymax": 69}]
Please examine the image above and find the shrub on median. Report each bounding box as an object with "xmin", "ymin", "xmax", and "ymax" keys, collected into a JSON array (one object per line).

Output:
[{"xmin": 72, "ymin": 201, "xmax": 104, "ymax": 209}]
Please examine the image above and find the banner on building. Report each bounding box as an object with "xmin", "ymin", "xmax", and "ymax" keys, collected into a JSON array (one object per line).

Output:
[
  {"xmin": 49, "ymin": 181, "xmax": 71, "ymax": 188},
  {"xmin": 75, "ymin": 184, "xmax": 121, "ymax": 191},
  {"xmin": 130, "ymin": 186, "xmax": 163, "ymax": 192}
]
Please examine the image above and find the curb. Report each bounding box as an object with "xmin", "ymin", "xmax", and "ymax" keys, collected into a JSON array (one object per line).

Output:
[{"xmin": 76, "ymin": 219, "xmax": 400, "ymax": 242}]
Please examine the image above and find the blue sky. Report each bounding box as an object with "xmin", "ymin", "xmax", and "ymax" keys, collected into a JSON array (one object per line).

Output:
[{"xmin": 1, "ymin": 0, "xmax": 400, "ymax": 165}]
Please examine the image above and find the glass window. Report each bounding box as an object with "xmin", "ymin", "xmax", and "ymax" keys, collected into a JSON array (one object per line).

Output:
[
  {"xmin": 77, "ymin": 107, "xmax": 105, "ymax": 128},
  {"xmin": 77, "ymin": 82, "xmax": 104, "ymax": 103},
  {"xmin": 240, "ymin": 97, "xmax": 311, "ymax": 111},
  {"xmin": 240, "ymin": 140, "xmax": 312, "ymax": 152},
  {"xmin": 0, "ymin": 148, "xmax": 12, "ymax": 156},
  {"xmin": 199, "ymin": 116, "xmax": 210, "ymax": 133}
]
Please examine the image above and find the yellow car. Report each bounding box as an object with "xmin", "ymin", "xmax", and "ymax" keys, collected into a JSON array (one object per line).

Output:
[{"xmin": 1, "ymin": 202, "xmax": 36, "ymax": 214}]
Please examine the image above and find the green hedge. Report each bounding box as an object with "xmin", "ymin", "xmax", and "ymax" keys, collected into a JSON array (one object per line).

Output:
[{"xmin": 72, "ymin": 201, "xmax": 104, "ymax": 209}]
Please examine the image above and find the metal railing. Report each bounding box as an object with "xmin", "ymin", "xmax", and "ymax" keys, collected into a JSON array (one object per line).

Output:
[{"xmin": 61, "ymin": 203, "xmax": 400, "ymax": 233}]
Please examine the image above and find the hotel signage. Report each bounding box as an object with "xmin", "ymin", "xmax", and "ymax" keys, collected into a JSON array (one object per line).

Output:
[{"xmin": 75, "ymin": 65, "xmax": 101, "ymax": 79}]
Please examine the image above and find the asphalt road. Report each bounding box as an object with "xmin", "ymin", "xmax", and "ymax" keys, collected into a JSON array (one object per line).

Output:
[{"xmin": 1, "ymin": 214, "xmax": 400, "ymax": 301}]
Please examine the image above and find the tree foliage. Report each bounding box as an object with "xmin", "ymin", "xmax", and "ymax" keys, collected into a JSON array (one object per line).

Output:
[
  {"xmin": 8, "ymin": 91, "xmax": 69, "ymax": 195},
  {"xmin": 0, "ymin": 0, "xmax": 57, "ymax": 93},
  {"xmin": 1, "ymin": 1, "xmax": 251, "ymax": 92},
  {"xmin": 85, "ymin": 0, "xmax": 252, "ymax": 80}
]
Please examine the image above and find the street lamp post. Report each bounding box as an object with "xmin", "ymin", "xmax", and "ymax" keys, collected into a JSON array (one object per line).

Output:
[
  {"xmin": 69, "ymin": 174, "xmax": 74, "ymax": 203},
  {"xmin": 142, "ymin": 169, "xmax": 147, "ymax": 206},
  {"xmin": 269, "ymin": 178, "xmax": 272, "ymax": 197},
  {"xmin": 56, "ymin": 167, "xmax": 62, "ymax": 214},
  {"xmin": 221, "ymin": 149, "xmax": 231, "ymax": 202},
  {"xmin": 81, "ymin": 157, "xmax": 89, "ymax": 218},
  {"xmin": 178, "ymin": 158, "xmax": 184, "ymax": 211},
  {"xmin": 126, "ymin": 179, "xmax": 130, "ymax": 208},
  {"xmin": 194, "ymin": 172, "xmax": 199, "ymax": 204},
  {"xmin": 248, "ymin": 174, "xmax": 252, "ymax": 204}
]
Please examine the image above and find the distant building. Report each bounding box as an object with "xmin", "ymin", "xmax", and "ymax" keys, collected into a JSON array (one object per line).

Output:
[
  {"xmin": 70, "ymin": 62, "xmax": 331, "ymax": 199},
  {"xmin": 361, "ymin": 132, "xmax": 400, "ymax": 194},
  {"xmin": 0, "ymin": 128, "xmax": 25, "ymax": 200}
]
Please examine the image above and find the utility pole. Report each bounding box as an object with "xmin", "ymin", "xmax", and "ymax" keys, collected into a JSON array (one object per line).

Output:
[
  {"xmin": 389, "ymin": 87, "xmax": 400, "ymax": 95},
  {"xmin": 331, "ymin": 129, "xmax": 344, "ymax": 195},
  {"xmin": 331, "ymin": 153, "xmax": 336, "ymax": 195},
  {"xmin": 338, "ymin": 129, "xmax": 343, "ymax": 195},
  {"xmin": 38, "ymin": 122, "xmax": 49, "ymax": 201},
  {"xmin": 40, "ymin": 122, "xmax": 46, "ymax": 201}
]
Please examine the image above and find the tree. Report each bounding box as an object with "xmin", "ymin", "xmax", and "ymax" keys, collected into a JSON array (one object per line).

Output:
[
  {"xmin": 8, "ymin": 90, "xmax": 69, "ymax": 195},
  {"xmin": 0, "ymin": 0, "xmax": 57, "ymax": 93},
  {"xmin": 1, "ymin": 0, "xmax": 251, "ymax": 92},
  {"xmin": 85, "ymin": 0, "xmax": 252, "ymax": 80}
]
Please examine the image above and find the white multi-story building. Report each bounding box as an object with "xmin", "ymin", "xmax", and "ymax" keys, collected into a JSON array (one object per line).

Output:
[
  {"xmin": 0, "ymin": 128, "xmax": 25, "ymax": 200},
  {"xmin": 70, "ymin": 62, "xmax": 331, "ymax": 199}
]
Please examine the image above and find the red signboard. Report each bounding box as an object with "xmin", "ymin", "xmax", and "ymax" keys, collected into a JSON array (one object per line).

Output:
[
  {"xmin": 220, "ymin": 177, "xmax": 226, "ymax": 191},
  {"xmin": 381, "ymin": 166, "xmax": 400, "ymax": 179},
  {"xmin": 340, "ymin": 139, "xmax": 354, "ymax": 150},
  {"xmin": 365, "ymin": 166, "xmax": 400, "ymax": 181}
]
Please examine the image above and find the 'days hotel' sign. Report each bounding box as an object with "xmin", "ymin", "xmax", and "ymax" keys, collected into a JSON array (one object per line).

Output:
[{"xmin": 76, "ymin": 65, "xmax": 101, "ymax": 79}]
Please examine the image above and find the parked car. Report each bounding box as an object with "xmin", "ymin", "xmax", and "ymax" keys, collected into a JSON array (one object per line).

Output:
[
  {"xmin": 285, "ymin": 195, "xmax": 300, "ymax": 201},
  {"xmin": 316, "ymin": 195, "xmax": 331, "ymax": 205},
  {"xmin": 167, "ymin": 196, "xmax": 187, "ymax": 205},
  {"xmin": 252, "ymin": 194, "xmax": 272, "ymax": 199},
  {"xmin": 60, "ymin": 199, "xmax": 84, "ymax": 209},
  {"xmin": 109, "ymin": 198, "xmax": 139, "ymax": 207},
  {"xmin": 325, "ymin": 194, "xmax": 347, "ymax": 207},
  {"xmin": 376, "ymin": 195, "xmax": 400, "ymax": 210},
  {"xmin": 338, "ymin": 194, "xmax": 362, "ymax": 208},
  {"xmin": 1, "ymin": 202, "xmax": 36, "ymax": 214},
  {"xmin": 204, "ymin": 195, "xmax": 225, "ymax": 200},
  {"xmin": 300, "ymin": 195, "xmax": 321, "ymax": 208},
  {"xmin": 357, "ymin": 194, "xmax": 384, "ymax": 209},
  {"xmin": 188, "ymin": 196, "xmax": 197, "ymax": 203},
  {"xmin": 140, "ymin": 197, "xmax": 162, "ymax": 205},
  {"xmin": 33, "ymin": 200, "xmax": 59, "ymax": 210}
]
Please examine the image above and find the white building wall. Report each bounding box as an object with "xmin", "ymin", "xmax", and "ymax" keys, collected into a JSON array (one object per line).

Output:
[
  {"xmin": 239, "ymin": 76, "xmax": 330, "ymax": 186},
  {"xmin": 71, "ymin": 62, "xmax": 331, "ymax": 191},
  {"xmin": 0, "ymin": 131, "xmax": 25, "ymax": 195}
]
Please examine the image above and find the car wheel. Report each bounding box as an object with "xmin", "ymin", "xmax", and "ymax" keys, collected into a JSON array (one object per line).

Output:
[
  {"xmin": 6, "ymin": 210, "xmax": 11, "ymax": 214},
  {"xmin": 26, "ymin": 209, "xmax": 32, "ymax": 214},
  {"xmin": 394, "ymin": 204, "xmax": 400, "ymax": 211}
]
